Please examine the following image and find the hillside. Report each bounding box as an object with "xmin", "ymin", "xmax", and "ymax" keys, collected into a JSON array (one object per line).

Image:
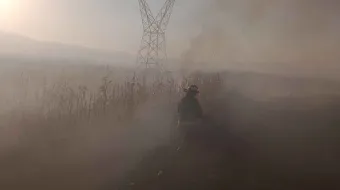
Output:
[{"xmin": 0, "ymin": 31, "xmax": 133, "ymax": 65}]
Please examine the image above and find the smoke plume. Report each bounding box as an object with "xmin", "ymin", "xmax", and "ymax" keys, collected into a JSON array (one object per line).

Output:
[{"xmin": 182, "ymin": 0, "xmax": 340, "ymax": 76}]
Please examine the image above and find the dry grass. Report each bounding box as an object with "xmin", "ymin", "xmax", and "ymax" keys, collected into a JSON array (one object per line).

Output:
[
  {"xmin": 1, "ymin": 66, "xmax": 340, "ymax": 190},
  {"xmin": 0, "ymin": 66, "xmax": 207, "ymax": 190}
]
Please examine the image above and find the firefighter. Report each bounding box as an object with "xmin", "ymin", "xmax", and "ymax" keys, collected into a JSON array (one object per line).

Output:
[
  {"xmin": 178, "ymin": 85, "xmax": 203, "ymax": 123},
  {"xmin": 176, "ymin": 85, "xmax": 203, "ymax": 150}
]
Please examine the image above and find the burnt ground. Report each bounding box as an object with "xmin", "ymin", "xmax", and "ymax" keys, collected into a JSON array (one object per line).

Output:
[
  {"xmin": 1, "ymin": 94, "xmax": 340, "ymax": 190},
  {"xmin": 112, "ymin": 123, "xmax": 340, "ymax": 190},
  {"xmin": 112, "ymin": 124, "xmax": 252, "ymax": 190},
  {"xmin": 109, "ymin": 96, "xmax": 340, "ymax": 190}
]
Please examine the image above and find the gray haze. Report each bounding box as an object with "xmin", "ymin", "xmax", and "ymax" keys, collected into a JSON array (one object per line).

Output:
[
  {"xmin": 0, "ymin": 31, "xmax": 133, "ymax": 65},
  {"xmin": 1, "ymin": 1, "xmax": 340, "ymax": 189},
  {"xmin": 0, "ymin": 0, "xmax": 206, "ymax": 58},
  {"xmin": 1, "ymin": 0, "xmax": 339, "ymax": 75},
  {"xmin": 182, "ymin": 0, "xmax": 340, "ymax": 78}
]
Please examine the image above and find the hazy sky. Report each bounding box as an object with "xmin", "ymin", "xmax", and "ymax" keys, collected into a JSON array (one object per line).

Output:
[
  {"xmin": 182, "ymin": 0, "xmax": 340, "ymax": 73},
  {"xmin": 1, "ymin": 0, "xmax": 339, "ymax": 74},
  {"xmin": 0, "ymin": 0, "xmax": 208, "ymax": 57}
]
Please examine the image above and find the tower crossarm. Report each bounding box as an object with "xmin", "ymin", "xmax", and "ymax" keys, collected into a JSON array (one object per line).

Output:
[{"xmin": 155, "ymin": 0, "xmax": 176, "ymax": 32}]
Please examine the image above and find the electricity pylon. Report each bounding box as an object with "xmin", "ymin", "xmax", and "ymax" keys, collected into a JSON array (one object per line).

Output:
[{"xmin": 137, "ymin": 0, "xmax": 175, "ymax": 71}]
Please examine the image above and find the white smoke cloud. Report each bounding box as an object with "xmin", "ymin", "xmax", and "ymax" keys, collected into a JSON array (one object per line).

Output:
[{"xmin": 182, "ymin": 0, "xmax": 340, "ymax": 76}]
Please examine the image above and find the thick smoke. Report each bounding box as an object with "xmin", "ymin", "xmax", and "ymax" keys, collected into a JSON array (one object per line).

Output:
[{"xmin": 182, "ymin": 0, "xmax": 340, "ymax": 76}]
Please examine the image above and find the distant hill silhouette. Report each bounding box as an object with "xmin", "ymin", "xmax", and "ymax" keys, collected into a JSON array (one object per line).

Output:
[{"xmin": 0, "ymin": 31, "xmax": 134, "ymax": 65}]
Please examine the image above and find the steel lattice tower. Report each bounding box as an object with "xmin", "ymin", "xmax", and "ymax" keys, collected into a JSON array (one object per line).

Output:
[{"xmin": 137, "ymin": 0, "xmax": 175, "ymax": 70}]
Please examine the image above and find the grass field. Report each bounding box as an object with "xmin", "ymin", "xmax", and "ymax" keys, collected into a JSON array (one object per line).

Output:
[{"xmin": 0, "ymin": 64, "xmax": 339, "ymax": 190}]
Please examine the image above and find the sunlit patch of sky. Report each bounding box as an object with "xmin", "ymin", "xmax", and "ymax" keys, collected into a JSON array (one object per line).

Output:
[{"xmin": 0, "ymin": 0, "xmax": 208, "ymax": 57}]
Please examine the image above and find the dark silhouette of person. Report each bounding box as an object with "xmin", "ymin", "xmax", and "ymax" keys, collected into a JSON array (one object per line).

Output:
[{"xmin": 178, "ymin": 85, "xmax": 203, "ymax": 123}]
